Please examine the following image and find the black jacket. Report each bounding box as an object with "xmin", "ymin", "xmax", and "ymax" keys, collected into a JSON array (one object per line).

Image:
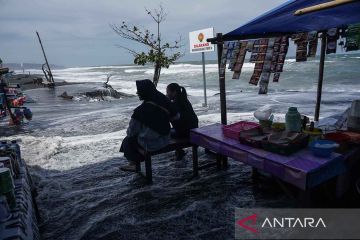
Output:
[
  {"xmin": 171, "ymin": 98, "xmax": 198, "ymax": 137},
  {"xmin": 132, "ymin": 80, "xmax": 177, "ymax": 136}
]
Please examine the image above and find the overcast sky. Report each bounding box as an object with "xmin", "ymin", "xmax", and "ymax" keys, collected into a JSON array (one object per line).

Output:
[{"xmin": 0, "ymin": 0, "xmax": 287, "ymax": 67}]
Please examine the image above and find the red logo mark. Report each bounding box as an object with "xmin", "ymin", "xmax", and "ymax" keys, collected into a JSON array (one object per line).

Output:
[{"xmin": 237, "ymin": 214, "xmax": 258, "ymax": 234}]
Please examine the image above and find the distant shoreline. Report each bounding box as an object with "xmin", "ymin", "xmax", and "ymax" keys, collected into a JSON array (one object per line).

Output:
[{"xmin": 6, "ymin": 73, "xmax": 86, "ymax": 91}]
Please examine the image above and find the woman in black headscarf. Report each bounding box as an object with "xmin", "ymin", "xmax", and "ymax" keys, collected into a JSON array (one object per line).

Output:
[
  {"xmin": 166, "ymin": 83, "xmax": 199, "ymax": 137},
  {"xmin": 166, "ymin": 83, "xmax": 199, "ymax": 160},
  {"xmin": 120, "ymin": 79, "xmax": 178, "ymax": 171}
]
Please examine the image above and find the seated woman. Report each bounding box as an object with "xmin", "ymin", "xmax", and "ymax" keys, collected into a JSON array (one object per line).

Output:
[
  {"xmin": 166, "ymin": 83, "xmax": 199, "ymax": 160},
  {"xmin": 120, "ymin": 79, "xmax": 178, "ymax": 171}
]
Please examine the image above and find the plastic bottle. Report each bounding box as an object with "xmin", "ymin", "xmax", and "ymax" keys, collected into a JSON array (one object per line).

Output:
[{"xmin": 285, "ymin": 107, "xmax": 302, "ymax": 132}]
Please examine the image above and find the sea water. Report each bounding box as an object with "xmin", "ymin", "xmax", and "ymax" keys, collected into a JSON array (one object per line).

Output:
[{"xmin": 2, "ymin": 54, "xmax": 360, "ymax": 239}]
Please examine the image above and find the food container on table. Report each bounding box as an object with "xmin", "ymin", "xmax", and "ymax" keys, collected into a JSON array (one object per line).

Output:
[
  {"xmin": 254, "ymin": 108, "xmax": 272, "ymax": 121},
  {"xmin": 271, "ymin": 122, "xmax": 286, "ymax": 132},
  {"xmin": 341, "ymin": 131, "xmax": 360, "ymax": 144},
  {"xmin": 239, "ymin": 128, "xmax": 268, "ymax": 147},
  {"xmin": 309, "ymin": 140, "xmax": 339, "ymax": 158},
  {"xmin": 285, "ymin": 107, "xmax": 302, "ymax": 132},
  {"xmin": 324, "ymin": 132, "xmax": 351, "ymax": 153},
  {"xmin": 222, "ymin": 121, "xmax": 260, "ymax": 140},
  {"xmin": 262, "ymin": 132, "xmax": 309, "ymax": 156},
  {"xmin": 303, "ymin": 128, "xmax": 323, "ymax": 145},
  {"xmin": 259, "ymin": 119, "xmax": 273, "ymax": 130}
]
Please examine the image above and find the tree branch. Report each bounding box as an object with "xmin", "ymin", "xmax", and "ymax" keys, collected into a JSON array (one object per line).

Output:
[
  {"xmin": 110, "ymin": 23, "xmax": 157, "ymax": 49},
  {"xmin": 114, "ymin": 44, "xmax": 141, "ymax": 57}
]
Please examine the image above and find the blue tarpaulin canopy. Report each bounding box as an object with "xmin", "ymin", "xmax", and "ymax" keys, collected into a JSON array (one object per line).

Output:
[
  {"xmin": 211, "ymin": 0, "xmax": 360, "ymax": 124},
  {"xmin": 223, "ymin": 0, "xmax": 360, "ymax": 41}
]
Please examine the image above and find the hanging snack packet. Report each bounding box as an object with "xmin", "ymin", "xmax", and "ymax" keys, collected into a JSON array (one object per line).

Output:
[
  {"xmin": 296, "ymin": 42, "xmax": 308, "ymax": 62},
  {"xmin": 277, "ymin": 54, "xmax": 286, "ymax": 64},
  {"xmin": 234, "ymin": 41, "xmax": 247, "ymax": 72},
  {"xmin": 232, "ymin": 41, "xmax": 248, "ymax": 79},
  {"xmin": 292, "ymin": 33, "xmax": 308, "ymax": 62},
  {"xmin": 326, "ymin": 28, "xmax": 338, "ymax": 54},
  {"xmin": 246, "ymin": 40, "xmax": 254, "ymax": 51},
  {"xmin": 275, "ymin": 63, "xmax": 284, "ymax": 72},
  {"xmin": 250, "ymin": 38, "xmax": 268, "ymax": 63},
  {"xmin": 229, "ymin": 41, "xmax": 241, "ymax": 70},
  {"xmin": 226, "ymin": 41, "xmax": 235, "ymax": 58},
  {"xmin": 249, "ymin": 40, "xmax": 259, "ymax": 63},
  {"xmin": 258, "ymin": 70, "xmax": 271, "ymax": 94},
  {"xmin": 307, "ymin": 31, "xmax": 318, "ymax": 57},
  {"xmin": 220, "ymin": 42, "xmax": 229, "ymax": 76},
  {"xmin": 271, "ymin": 38, "xmax": 281, "ymax": 73},
  {"xmin": 279, "ymin": 37, "xmax": 289, "ymax": 55},
  {"xmin": 273, "ymin": 72, "xmax": 281, "ymax": 82},
  {"xmin": 293, "ymin": 33, "xmax": 308, "ymax": 62},
  {"xmin": 249, "ymin": 68, "xmax": 262, "ymax": 85},
  {"xmin": 259, "ymin": 74, "xmax": 270, "ymax": 94}
]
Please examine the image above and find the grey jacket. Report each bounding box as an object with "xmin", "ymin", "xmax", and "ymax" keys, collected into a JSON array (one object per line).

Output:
[{"xmin": 126, "ymin": 118, "xmax": 170, "ymax": 152}]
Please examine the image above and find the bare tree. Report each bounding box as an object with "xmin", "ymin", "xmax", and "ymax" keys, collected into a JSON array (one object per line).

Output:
[
  {"xmin": 110, "ymin": 5, "xmax": 183, "ymax": 87},
  {"xmin": 104, "ymin": 74, "xmax": 113, "ymax": 89}
]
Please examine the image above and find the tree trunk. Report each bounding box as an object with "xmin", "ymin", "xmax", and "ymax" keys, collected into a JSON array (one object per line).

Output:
[{"xmin": 153, "ymin": 63, "xmax": 161, "ymax": 87}]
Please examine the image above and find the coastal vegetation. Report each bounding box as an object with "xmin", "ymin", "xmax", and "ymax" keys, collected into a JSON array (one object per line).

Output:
[{"xmin": 110, "ymin": 5, "xmax": 183, "ymax": 87}]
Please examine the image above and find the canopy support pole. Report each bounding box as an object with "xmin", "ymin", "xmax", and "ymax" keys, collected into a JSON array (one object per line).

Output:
[
  {"xmin": 314, "ymin": 34, "xmax": 327, "ymax": 122},
  {"xmin": 216, "ymin": 33, "xmax": 227, "ymax": 125},
  {"xmin": 294, "ymin": 0, "xmax": 358, "ymax": 16}
]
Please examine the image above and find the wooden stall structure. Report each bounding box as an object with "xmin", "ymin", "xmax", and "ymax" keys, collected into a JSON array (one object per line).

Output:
[
  {"xmin": 189, "ymin": 0, "xmax": 360, "ymax": 205},
  {"xmin": 208, "ymin": 0, "xmax": 360, "ymax": 123}
]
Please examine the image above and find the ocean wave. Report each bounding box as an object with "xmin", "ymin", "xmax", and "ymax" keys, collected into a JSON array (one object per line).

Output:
[
  {"xmin": 57, "ymin": 65, "xmax": 141, "ymax": 72},
  {"xmin": 123, "ymin": 63, "xmax": 255, "ymax": 75}
]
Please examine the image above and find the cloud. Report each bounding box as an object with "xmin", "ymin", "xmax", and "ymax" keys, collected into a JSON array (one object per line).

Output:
[{"xmin": 0, "ymin": 0, "xmax": 287, "ymax": 66}]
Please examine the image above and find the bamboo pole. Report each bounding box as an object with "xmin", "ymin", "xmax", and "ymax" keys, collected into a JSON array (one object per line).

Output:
[
  {"xmin": 314, "ymin": 34, "xmax": 327, "ymax": 122},
  {"xmin": 294, "ymin": 0, "xmax": 359, "ymax": 16},
  {"xmin": 216, "ymin": 33, "xmax": 227, "ymax": 125},
  {"xmin": 36, "ymin": 31, "xmax": 54, "ymax": 84}
]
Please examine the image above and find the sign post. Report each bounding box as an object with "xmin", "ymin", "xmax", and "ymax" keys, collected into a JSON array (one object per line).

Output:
[
  {"xmin": 189, "ymin": 27, "xmax": 214, "ymax": 107},
  {"xmin": 201, "ymin": 52, "xmax": 207, "ymax": 106}
]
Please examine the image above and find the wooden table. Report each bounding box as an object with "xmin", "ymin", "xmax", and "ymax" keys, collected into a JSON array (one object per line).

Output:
[{"xmin": 190, "ymin": 124, "xmax": 346, "ymax": 191}]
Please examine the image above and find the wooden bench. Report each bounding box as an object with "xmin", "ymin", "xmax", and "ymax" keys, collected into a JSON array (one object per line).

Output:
[{"xmin": 135, "ymin": 138, "xmax": 193, "ymax": 183}]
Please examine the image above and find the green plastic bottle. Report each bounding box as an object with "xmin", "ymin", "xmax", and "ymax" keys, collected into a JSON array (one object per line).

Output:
[{"xmin": 285, "ymin": 107, "xmax": 302, "ymax": 132}]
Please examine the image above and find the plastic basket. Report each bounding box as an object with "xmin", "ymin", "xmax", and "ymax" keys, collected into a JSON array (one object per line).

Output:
[
  {"xmin": 222, "ymin": 121, "xmax": 260, "ymax": 140},
  {"xmin": 239, "ymin": 128, "xmax": 268, "ymax": 148}
]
